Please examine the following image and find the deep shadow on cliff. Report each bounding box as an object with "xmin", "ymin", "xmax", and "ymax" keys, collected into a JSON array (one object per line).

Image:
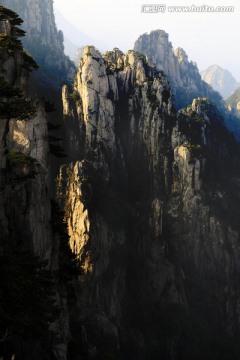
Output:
[
  {"xmin": 0, "ymin": 6, "xmax": 80, "ymax": 359},
  {"xmin": 60, "ymin": 47, "xmax": 240, "ymax": 359},
  {"xmin": 2, "ymin": 2, "xmax": 240, "ymax": 360}
]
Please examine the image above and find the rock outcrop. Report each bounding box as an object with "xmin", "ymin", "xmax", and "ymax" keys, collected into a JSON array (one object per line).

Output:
[
  {"xmin": 226, "ymin": 87, "xmax": 240, "ymax": 114},
  {"xmin": 74, "ymin": 46, "xmax": 84, "ymax": 66},
  {"xmin": 2, "ymin": 3, "xmax": 240, "ymax": 359},
  {"xmin": 60, "ymin": 46, "xmax": 240, "ymax": 359},
  {"xmin": 133, "ymin": 30, "xmax": 240, "ymax": 141},
  {"xmin": 1, "ymin": 0, "xmax": 76, "ymax": 87},
  {"xmin": 201, "ymin": 64, "xmax": 240, "ymax": 99},
  {"xmin": 0, "ymin": 7, "xmax": 75, "ymax": 359},
  {"xmin": 134, "ymin": 30, "xmax": 223, "ymax": 110}
]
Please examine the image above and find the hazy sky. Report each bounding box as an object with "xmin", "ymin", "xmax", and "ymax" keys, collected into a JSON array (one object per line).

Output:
[{"xmin": 53, "ymin": 0, "xmax": 240, "ymax": 80}]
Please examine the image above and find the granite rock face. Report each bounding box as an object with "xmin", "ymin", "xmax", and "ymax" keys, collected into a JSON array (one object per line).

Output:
[
  {"xmin": 7, "ymin": 101, "xmax": 49, "ymax": 169},
  {"xmin": 60, "ymin": 46, "xmax": 240, "ymax": 359},
  {"xmin": 134, "ymin": 30, "xmax": 223, "ymax": 110},
  {"xmin": 133, "ymin": 30, "xmax": 240, "ymax": 141},
  {"xmin": 2, "ymin": 0, "xmax": 63, "ymax": 50},
  {"xmin": 201, "ymin": 64, "xmax": 240, "ymax": 99},
  {"xmin": 1, "ymin": 0, "xmax": 75, "ymax": 85},
  {"xmin": 2, "ymin": 2, "xmax": 240, "ymax": 358},
  {"xmin": 74, "ymin": 46, "xmax": 84, "ymax": 66},
  {"xmin": 0, "ymin": 9, "xmax": 70, "ymax": 359}
]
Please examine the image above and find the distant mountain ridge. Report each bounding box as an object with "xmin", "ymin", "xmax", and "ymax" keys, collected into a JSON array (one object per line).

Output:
[
  {"xmin": 54, "ymin": 8, "xmax": 93, "ymax": 59},
  {"xmin": 133, "ymin": 30, "xmax": 240, "ymax": 140},
  {"xmin": 201, "ymin": 64, "xmax": 240, "ymax": 99},
  {"xmin": 54, "ymin": 8, "xmax": 107, "ymax": 60},
  {"xmin": 134, "ymin": 30, "xmax": 223, "ymax": 110}
]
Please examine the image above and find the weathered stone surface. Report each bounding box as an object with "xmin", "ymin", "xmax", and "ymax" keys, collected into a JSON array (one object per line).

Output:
[
  {"xmin": 7, "ymin": 100, "xmax": 49, "ymax": 169},
  {"xmin": 60, "ymin": 45, "xmax": 240, "ymax": 358},
  {"xmin": 0, "ymin": 11, "xmax": 70, "ymax": 359},
  {"xmin": 1, "ymin": 0, "xmax": 76, "ymax": 84},
  {"xmin": 134, "ymin": 30, "xmax": 224, "ymax": 110},
  {"xmin": 2, "ymin": 2, "xmax": 240, "ymax": 357}
]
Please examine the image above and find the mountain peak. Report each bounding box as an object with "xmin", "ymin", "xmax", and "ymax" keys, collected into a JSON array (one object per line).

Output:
[
  {"xmin": 134, "ymin": 30, "xmax": 223, "ymax": 111},
  {"xmin": 201, "ymin": 64, "xmax": 239, "ymax": 99}
]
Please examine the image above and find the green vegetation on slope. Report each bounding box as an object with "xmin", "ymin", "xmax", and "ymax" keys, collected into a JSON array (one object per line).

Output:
[{"xmin": 0, "ymin": 6, "xmax": 38, "ymax": 120}]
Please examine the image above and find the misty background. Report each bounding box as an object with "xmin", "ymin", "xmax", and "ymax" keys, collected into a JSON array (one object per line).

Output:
[{"xmin": 53, "ymin": 0, "xmax": 240, "ymax": 81}]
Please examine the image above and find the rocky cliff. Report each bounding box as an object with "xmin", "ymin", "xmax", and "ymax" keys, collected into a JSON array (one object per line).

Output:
[
  {"xmin": 0, "ymin": 6, "xmax": 50, "ymax": 245},
  {"xmin": 0, "ymin": 7, "xmax": 77, "ymax": 359},
  {"xmin": 59, "ymin": 46, "xmax": 240, "ymax": 359},
  {"xmin": 133, "ymin": 30, "xmax": 240, "ymax": 141},
  {"xmin": 2, "ymin": 2, "xmax": 240, "ymax": 359},
  {"xmin": 134, "ymin": 30, "xmax": 223, "ymax": 110},
  {"xmin": 201, "ymin": 64, "xmax": 240, "ymax": 99},
  {"xmin": 1, "ymin": 0, "xmax": 76, "ymax": 87},
  {"xmin": 0, "ymin": 0, "xmax": 78, "ymax": 198}
]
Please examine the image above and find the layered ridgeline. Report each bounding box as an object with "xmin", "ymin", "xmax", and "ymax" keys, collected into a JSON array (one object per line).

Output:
[
  {"xmin": 134, "ymin": 30, "xmax": 223, "ymax": 109},
  {"xmin": 134, "ymin": 30, "xmax": 240, "ymax": 140},
  {"xmin": 59, "ymin": 46, "xmax": 240, "ymax": 359},
  {"xmin": 1, "ymin": 0, "xmax": 75, "ymax": 88},
  {"xmin": 201, "ymin": 65, "xmax": 240, "ymax": 100},
  {"xmin": 0, "ymin": 6, "xmax": 79, "ymax": 359}
]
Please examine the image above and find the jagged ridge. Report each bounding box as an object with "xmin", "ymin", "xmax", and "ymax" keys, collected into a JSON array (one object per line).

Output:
[{"xmin": 60, "ymin": 46, "xmax": 240, "ymax": 359}]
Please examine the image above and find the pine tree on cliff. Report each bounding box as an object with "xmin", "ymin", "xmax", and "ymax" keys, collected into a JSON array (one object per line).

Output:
[
  {"xmin": 0, "ymin": 6, "xmax": 58, "ymax": 355},
  {"xmin": 0, "ymin": 6, "xmax": 38, "ymax": 121}
]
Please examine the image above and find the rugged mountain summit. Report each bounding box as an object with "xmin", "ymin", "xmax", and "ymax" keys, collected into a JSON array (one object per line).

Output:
[
  {"xmin": 2, "ymin": 2, "xmax": 240, "ymax": 359},
  {"xmin": 60, "ymin": 46, "xmax": 240, "ymax": 359},
  {"xmin": 201, "ymin": 64, "xmax": 240, "ymax": 99},
  {"xmin": 134, "ymin": 30, "xmax": 223, "ymax": 110},
  {"xmin": 1, "ymin": 0, "xmax": 75, "ymax": 87},
  {"xmin": 133, "ymin": 30, "xmax": 240, "ymax": 140}
]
